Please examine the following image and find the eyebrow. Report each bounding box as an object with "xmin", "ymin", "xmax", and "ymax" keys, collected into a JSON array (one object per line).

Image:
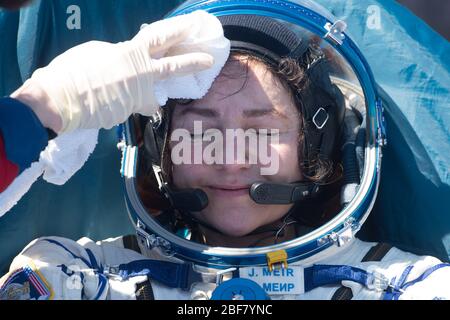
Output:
[
  {"xmin": 243, "ymin": 108, "xmax": 289, "ymax": 119},
  {"xmin": 179, "ymin": 107, "xmax": 219, "ymax": 118},
  {"xmin": 178, "ymin": 106, "xmax": 289, "ymax": 119}
]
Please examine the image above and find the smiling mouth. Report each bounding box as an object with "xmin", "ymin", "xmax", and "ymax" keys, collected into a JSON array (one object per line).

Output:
[{"xmin": 207, "ymin": 185, "xmax": 250, "ymax": 197}]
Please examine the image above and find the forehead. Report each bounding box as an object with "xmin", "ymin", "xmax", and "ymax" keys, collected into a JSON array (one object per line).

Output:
[{"xmin": 173, "ymin": 56, "xmax": 299, "ymax": 119}]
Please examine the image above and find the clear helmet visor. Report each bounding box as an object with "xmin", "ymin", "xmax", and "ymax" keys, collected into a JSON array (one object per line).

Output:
[{"xmin": 121, "ymin": 0, "xmax": 385, "ymax": 268}]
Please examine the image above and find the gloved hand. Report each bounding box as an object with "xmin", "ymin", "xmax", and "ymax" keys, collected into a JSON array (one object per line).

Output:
[{"xmin": 28, "ymin": 10, "xmax": 216, "ymax": 133}]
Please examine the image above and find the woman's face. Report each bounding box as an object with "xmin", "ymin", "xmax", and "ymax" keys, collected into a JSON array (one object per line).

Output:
[{"xmin": 170, "ymin": 56, "xmax": 302, "ymax": 237}]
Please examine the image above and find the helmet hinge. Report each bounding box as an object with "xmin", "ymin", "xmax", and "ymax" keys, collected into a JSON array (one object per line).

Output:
[
  {"xmin": 324, "ymin": 20, "xmax": 347, "ymax": 45},
  {"xmin": 136, "ymin": 220, "xmax": 173, "ymax": 256},
  {"xmin": 318, "ymin": 217, "xmax": 360, "ymax": 247}
]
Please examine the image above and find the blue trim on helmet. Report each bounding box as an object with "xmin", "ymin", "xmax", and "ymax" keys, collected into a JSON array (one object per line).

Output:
[
  {"xmin": 168, "ymin": 0, "xmax": 380, "ymax": 144},
  {"xmin": 120, "ymin": 0, "xmax": 383, "ymax": 269},
  {"xmin": 122, "ymin": 153, "xmax": 380, "ymax": 268}
]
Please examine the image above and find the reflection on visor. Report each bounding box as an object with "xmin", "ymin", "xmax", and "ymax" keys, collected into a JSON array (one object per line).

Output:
[
  {"xmin": 123, "ymin": 0, "xmax": 381, "ymax": 268},
  {"xmin": 137, "ymin": 16, "xmax": 365, "ymax": 246}
]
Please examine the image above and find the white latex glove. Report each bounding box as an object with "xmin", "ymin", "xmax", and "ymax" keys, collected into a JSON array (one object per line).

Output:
[{"xmin": 28, "ymin": 11, "xmax": 216, "ymax": 133}]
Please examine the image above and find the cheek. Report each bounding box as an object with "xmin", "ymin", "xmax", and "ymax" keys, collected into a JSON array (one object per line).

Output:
[
  {"xmin": 269, "ymin": 138, "xmax": 302, "ymax": 181},
  {"xmin": 172, "ymin": 164, "xmax": 206, "ymax": 189},
  {"xmin": 171, "ymin": 165, "xmax": 184, "ymax": 188},
  {"xmin": 170, "ymin": 137, "xmax": 209, "ymax": 188}
]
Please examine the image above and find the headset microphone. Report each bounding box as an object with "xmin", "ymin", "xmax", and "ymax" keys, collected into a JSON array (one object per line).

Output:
[
  {"xmin": 164, "ymin": 187, "xmax": 209, "ymax": 212},
  {"xmin": 249, "ymin": 181, "xmax": 320, "ymax": 204}
]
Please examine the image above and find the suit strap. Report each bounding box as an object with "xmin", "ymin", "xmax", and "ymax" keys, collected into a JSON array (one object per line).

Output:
[
  {"xmin": 331, "ymin": 242, "xmax": 393, "ymax": 300},
  {"xmin": 122, "ymin": 234, "xmax": 142, "ymax": 254}
]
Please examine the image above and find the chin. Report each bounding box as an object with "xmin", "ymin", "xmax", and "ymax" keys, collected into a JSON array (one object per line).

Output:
[
  {"xmin": 202, "ymin": 204, "xmax": 263, "ymax": 237},
  {"xmin": 219, "ymin": 225, "xmax": 254, "ymax": 237},
  {"xmin": 211, "ymin": 213, "xmax": 259, "ymax": 237}
]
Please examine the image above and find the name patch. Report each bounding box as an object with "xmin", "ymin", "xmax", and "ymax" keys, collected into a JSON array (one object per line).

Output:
[{"xmin": 239, "ymin": 266, "xmax": 304, "ymax": 295}]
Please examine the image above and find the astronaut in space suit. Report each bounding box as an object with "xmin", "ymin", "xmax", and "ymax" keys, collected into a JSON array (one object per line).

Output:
[{"xmin": 1, "ymin": 0, "xmax": 449, "ymax": 300}]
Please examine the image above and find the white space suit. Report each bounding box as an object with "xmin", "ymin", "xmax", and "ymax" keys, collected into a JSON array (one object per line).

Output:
[
  {"xmin": 2, "ymin": 0, "xmax": 449, "ymax": 301},
  {"xmin": 1, "ymin": 235, "xmax": 449, "ymax": 300}
]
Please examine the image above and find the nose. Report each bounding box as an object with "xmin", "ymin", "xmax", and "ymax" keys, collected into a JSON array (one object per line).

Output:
[{"xmin": 214, "ymin": 131, "xmax": 254, "ymax": 173}]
